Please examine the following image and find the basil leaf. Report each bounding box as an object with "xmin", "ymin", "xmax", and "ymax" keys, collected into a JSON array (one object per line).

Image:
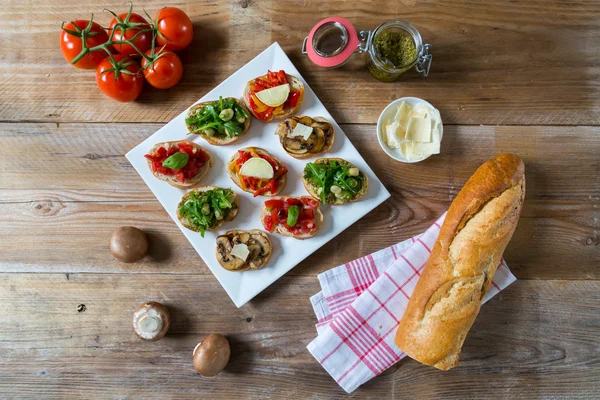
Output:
[
  {"xmin": 162, "ymin": 152, "xmax": 189, "ymax": 169},
  {"xmin": 287, "ymin": 205, "xmax": 300, "ymax": 227}
]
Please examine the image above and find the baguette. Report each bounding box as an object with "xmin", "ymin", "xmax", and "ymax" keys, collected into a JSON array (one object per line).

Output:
[
  {"xmin": 243, "ymin": 74, "xmax": 304, "ymax": 122},
  {"xmin": 394, "ymin": 153, "xmax": 525, "ymax": 370},
  {"xmin": 145, "ymin": 141, "xmax": 211, "ymax": 189}
]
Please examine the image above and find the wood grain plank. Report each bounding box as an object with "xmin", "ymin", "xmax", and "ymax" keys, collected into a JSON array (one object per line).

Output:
[
  {"xmin": 0, "ymin": 275, "xmax": 598, "ymax": 399},
  {"xmin": 1, "ymin": 0, "xmax": 599, "ymax": 125},
  {"xmin": 0, "ymin": 123, "xmax": 598, "ymax": 278}
]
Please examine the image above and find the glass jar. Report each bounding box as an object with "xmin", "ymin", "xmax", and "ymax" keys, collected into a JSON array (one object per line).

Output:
[
  {"xmin": 366, "ymin": 20, "xmax": 431, "ymax": 82},
  {"xmin": 302, "ymin": 17, "xmax": 432, "ymax": 81}
]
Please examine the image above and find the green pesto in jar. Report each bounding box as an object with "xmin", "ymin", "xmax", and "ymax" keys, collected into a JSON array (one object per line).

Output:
[{"xmin": 374, "ymin": 31, "xmax": 417, "ymax": 68}]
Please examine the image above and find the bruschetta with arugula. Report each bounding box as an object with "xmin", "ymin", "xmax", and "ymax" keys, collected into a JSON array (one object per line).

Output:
[
  {"xmin": 303, "ymin": 158, "xmax": 368, "ymax": 205},
  {"xmin": 185, "ymin": 96, "xmax": 251, "ymax": 145},
  {"xmin": 177, "ymin": 186, "xmax": 240, "ymax": 237}
]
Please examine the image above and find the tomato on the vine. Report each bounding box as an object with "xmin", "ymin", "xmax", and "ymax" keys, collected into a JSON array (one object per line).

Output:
[
  {"xmin": 60, "ymin": 20, "xmax": 109, "ymax": 69},
  {"xmin": 109, "ymin": 12, "xmax": 152, "ymax": 57},
  {"xmin": 154, "ymin": 7, "xmax": 193, "ymax": 51},
  {"xmin": 95, "ymin": 54, "xmax": 144, "ymax": 102},
  {"xmin": 141, "ymin": 49, "xmax": 183, "ymax": 89}
]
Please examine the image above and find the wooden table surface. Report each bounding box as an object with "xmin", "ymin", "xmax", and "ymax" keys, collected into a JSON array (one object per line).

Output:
[{"xmin": 1, "ymin": 0, "xmax": 599, "ymax": 398}]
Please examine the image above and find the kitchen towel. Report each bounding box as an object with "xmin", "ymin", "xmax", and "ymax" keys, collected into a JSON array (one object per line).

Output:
[{"xmin": 307, "ymin": 212, "xmax": 517, "ymax": 393}]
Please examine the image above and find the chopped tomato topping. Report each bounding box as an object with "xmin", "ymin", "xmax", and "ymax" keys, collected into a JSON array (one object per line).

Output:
[
  {"xmin": 264, "ymin": 199, "xmax": 284, "ymax": 210},
  {"xmin": 261, "ymin": 196, "xmax": 318, "ymax": 235}
]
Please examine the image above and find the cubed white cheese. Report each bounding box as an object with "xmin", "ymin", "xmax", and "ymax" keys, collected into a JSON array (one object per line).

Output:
[
  {"xmin": 406, "ymin": 117, "xmax": 432, "ymax": 142},
  {"xmin": 230, "ymin": 243, "xmax": 250, "ymax": 261},
  {"xmin": 292, "ymin": 123, "xmax": 314, "ymax": 141}
]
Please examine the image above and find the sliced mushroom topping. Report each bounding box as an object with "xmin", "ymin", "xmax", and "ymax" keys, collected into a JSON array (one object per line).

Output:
[
  {"xmin": 279, "ymin": 116, "xmax": 333, "ymax": 156},
  {"xmin": 215, "ymin": 230, "xmax": 272, "ymax": 271}
]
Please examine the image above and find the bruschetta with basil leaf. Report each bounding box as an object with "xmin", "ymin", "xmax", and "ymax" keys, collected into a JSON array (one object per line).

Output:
[
  {"xmin": 145, "ymin": 140, "xmax": 211, "ymax": 189},
  {"xmin": 276, "ymin": 116, "xmax": 335, "ymax": 159},
  {"xmin": 260, "ymin": 196, "xmax": 323, "ymax": 239},
  {"xmin": 177, "ymin": 186, "xmax": 240, "ymax": 237},
  {"xmin": 303, "ymin": 158, "xmax": 368, "ymax": 205},
  {"xmin": 185, "ymin": 96, "xmax": 251, "ymax": 145},
  {"xmin": 243, "ymin": 70, "xmax": 304, "ymax": 122},
  {"xmin": 227, "ymin": 147, "xmax": 287, "ymax": 197},
  {"xmin": 216, "ymin": 229, "xmax": 272, "ymax": 272}
]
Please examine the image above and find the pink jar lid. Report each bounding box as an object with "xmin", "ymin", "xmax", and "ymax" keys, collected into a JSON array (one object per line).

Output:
[{"xmin": 305, "ymin": 17, "xmax": 361, "ymax": 68}]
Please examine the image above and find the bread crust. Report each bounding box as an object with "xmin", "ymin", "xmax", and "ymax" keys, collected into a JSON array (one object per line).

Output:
[
  {"xmin": 215, "ymin": 229, "xmax": 272, "ymax": 272},
  {"xmin": 302, "ymin": 158, "xmax": 368, "ymax": 205},
  {"xmin": 275, "ymin": 116, "xmax": 335, "ymax": 159},
  {"xmin": 177, "ymin": 186, "xmax": 240, "ymax": 233},
  {"xmin": 394, "ymin": 154, "xmax": 525, "ymax": 370},
  {"xmin": 146, "ymin": 141, "xmax": 212, "ymax": 189},
  {"xmin": 259, "ymin": 196, "xmax": 323, "ymax": 239},
  {"xmin": 185, "ymin": 98, "xmax": 251, "ymax": 145},
  {"xmin": 227, "ymin": 147, "xmax": 287, "ymax": 196},
  {"xmin": 242, "ymin": 74, "xmax": 304, "ymax": 122}
]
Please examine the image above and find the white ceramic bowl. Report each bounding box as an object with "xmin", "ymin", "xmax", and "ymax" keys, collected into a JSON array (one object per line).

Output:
[{"xmin": 376, "ymin": 96, "xmax": 443, "ymax": 163}]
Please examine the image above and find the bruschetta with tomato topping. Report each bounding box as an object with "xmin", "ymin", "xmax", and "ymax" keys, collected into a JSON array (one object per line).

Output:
[
  {"xmin": 145, "ymin": 140, "xmax": 211, "ymax": 189},
  {"xmin": 227, "ymin": 147, "xmax": 287, "ymax": 197},
  {"xmin": 260, "ymin": 196, "xmax": 323, "ymax": 239},
  {"xmin": 243, "ymin": 70, "xmax": 304, "ymax": 122}
]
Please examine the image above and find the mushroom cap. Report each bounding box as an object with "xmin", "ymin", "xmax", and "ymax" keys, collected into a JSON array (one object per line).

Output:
[
  {"xmin": 193, "ymin": 334, "xmax": 231, "ymax": 377},
  {"xmin": 132, "ymin": 302, "xmax": 171, "ymax": 342},
  {"xmin": 109, "ymin": 226, "xmax": 148, "ymax": 263}
]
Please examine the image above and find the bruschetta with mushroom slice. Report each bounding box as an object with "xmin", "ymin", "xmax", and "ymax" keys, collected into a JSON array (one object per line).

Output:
[
  {"xmin": 177, "ymin": 186, "xmax": 240, "ymax": 237},
  {"xmin": 260, "ymin": 196, "xmax": 323, "ymax": 239},
  {"xmin": 227, "ymin": 147, "xmax": 288, "ymax": 197},
  {"xmin": 275, "ymin": 116, "xmax": 335, "ymax": 159},
  {"xmin": 243, "ymin": 70, "xmax": 304, "ymax": 122},
  {"xmin": 145, "ymin": 140, "xmax": 211, "ymax": 189},
  {"xmin": 185, "ymin": 96, "xmax": 251, "ymax": 145},
  {"xmin": 215, "ymin": 229, "xmax": 272, "ymax": 272},
  {"xmin": 303, "ymin": 158, "xmax": 368, "ymax": 205}
]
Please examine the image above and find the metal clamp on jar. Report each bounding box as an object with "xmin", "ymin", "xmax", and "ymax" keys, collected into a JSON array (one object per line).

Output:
[{"xmin": 302, "ymin": 17, "xmax": 432, "ymax": 82}]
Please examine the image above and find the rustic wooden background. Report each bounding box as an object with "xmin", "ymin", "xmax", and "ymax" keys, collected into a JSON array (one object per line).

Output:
[{"xmin": 1, "ymin": 0, "xmax": 599, "ymax": 398}]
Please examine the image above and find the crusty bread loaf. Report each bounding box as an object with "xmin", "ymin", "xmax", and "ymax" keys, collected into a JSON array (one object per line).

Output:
[
  {"xmin": 242, "ymin": 74, "xmax": 304, "ymax": 122},
  {"xmin": 259, "ymin": 196, "xmax": 323, "ymax": 239},
  {"xmin": 394, "ymin": 154, "xmax": 525, "ymax": 370}
]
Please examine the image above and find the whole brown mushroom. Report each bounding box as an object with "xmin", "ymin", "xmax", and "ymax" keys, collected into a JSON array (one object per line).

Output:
[
  {"xmin": 132, "ymin": 302, "xmax": 171, "ymax": 341},
  {"xmin": 110, "ymin": 226, "xmax": 148, "ymax": 263},
  {"xmin": 193, "ymin": 334, "xmax": 230, "ymax": 377}
]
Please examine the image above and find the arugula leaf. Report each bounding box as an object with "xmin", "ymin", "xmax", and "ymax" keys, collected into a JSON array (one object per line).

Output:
[
  {"xmin": 223, "ymin": 121, "xmax": 243, "ymax": 137},
  {"xmin": 162, "ymin": 152, "xmax": 189, "ymax": 169}
]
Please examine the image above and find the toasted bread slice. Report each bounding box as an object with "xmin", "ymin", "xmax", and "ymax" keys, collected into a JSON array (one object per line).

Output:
[
  {"xmin": 146, "ymin": 141, "xmax": 211, "ymax": 189},
  {"xmin": 303, "ymin": 158, "xmax": 369, "ymax": 205},
  {"xmin": 276, "ymin": 116, "xmax": 335, "ymax": 159},
  {"xmin": 243, "ymin": 74, "xmax": 304, "ymax": 122},
  {"xmin": 215, "ymin": 229, "xmax": 272, "ymax": 272},
  {"xmin": 185, "ymin": 98, "xmax": 251, "ymax": 145},
  {"xmin": 259, "ymin": 196, "xmax": 324, "ymax": 239},
  {"xmin": 177, "ymin": 186, "xmax": 240, "ymax": 233},
  {"xmin": 227, "ymin": 147, "xmax": 287, "ymax": 196}
]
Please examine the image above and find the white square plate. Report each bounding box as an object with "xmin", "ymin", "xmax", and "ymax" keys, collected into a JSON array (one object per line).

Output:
[{"xmin": 126, "ymin": 43, "xmax": 390, "ymax": 307}]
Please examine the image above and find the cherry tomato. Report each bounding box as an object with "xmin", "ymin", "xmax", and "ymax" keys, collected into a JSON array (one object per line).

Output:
[
  {"xmin": 95, "ymin": 54, "xmax": 144, "ymax": 102},
  {"xmin": 155, "ymin": 7, "xmax": 193, "ymax": 51},
  {"xmin": 141, "ymin": 50, "xmax": 183, "ymax": 89},
  {"xmin": 60, "ymin": 20, "xmax": 109, "ymax": 69},
  {"xmin": 109, "ymin": 13, "xmax": 152, "ymax": 57}
]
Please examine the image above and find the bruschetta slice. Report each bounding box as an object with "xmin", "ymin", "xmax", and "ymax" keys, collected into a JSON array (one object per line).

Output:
[
  {"xmin": 303, "ymin": 158, "xmax": 368, "ymax": 205},
  {"xmin": 145, "ymin": 140, "xmax": 211, "ymax": 189},
  {"xmin": 276, "ymin": 116, "xmax": 335, "ymax": 159},
  {"xmin": 185, "ymin": 97, "xmax": 251, "ymax": 145},
  {"xmin": 227, "ymin": 147, "xmax": 287, "ymax": 197},
  {"xmin": 243, "ymin": 70, "xmax": 304, "ymax": 122},
  {"xmin": 260, "ymin": 196, "xmax": 323, "ymax": 239},
  {"xmin": 215, "ymin": 229, "xmax": 272, "ymax": 272},
  {"xmin": 177, "ymin": 186, "xmax": 240, "ymax": 237}
]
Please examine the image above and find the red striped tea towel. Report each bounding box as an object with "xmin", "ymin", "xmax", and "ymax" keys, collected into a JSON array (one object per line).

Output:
[{"xmin": 307, "ymin": 212, "xmax": 516, "ymax": 393}]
